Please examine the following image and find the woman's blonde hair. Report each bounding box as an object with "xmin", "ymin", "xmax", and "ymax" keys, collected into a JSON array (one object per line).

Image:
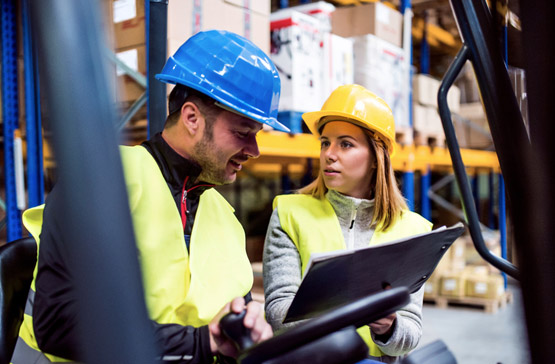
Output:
[{"xmin": 298, "ymin": 126, "xmax": 407, "ymax": 231}]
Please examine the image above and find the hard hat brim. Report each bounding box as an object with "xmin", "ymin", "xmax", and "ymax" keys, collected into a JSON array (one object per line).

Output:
[
  {"xmin": 156, "ymin": 73, "xmax": 290, "ymax": 133},
  {"xmin": 302, "ymin": 110, "xmax": 396, "ymax": 156}
]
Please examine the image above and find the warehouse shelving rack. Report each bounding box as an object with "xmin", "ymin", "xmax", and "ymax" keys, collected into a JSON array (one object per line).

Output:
[
  {"xmin": 1, "ymin": 0, "xmax": 504, "ymax": 243},
  {"xmin": 3, "ymin": 0, "xmax": 555, "ymax": 362}
]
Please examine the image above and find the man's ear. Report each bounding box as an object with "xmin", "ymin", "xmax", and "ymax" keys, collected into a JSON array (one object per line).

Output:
[{"xmin": 180, "ymin": 101, "xmax": 203, "ymax": 136}]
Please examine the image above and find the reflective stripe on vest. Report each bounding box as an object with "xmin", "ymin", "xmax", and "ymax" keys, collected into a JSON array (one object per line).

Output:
[
  {"xmin": 11, "ymin": 337, "xmax": 68, "ymax": 364},
  {"xmin": 274, "ymin": 194, "xmax": 432, "ymax": 358},
  {"xmin": 12, "ymin": 289, "xmax": 75, "ymax": 363},
  {"xmin": 14, "ymin": 146, "xmax": 253, "ymax": 361}
]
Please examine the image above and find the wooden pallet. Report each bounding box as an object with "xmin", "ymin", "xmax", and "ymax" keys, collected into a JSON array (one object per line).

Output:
[
  {"xmin": 424, "ymin": 290, "xmax": 514, "ymax": 314},
  {"xmin": 396, "ymin": 126, "xmax": 414, "ymax": 146},
  {"xmin": 414, "ymin": 130, "xmax": 446, "ymax": 148}
]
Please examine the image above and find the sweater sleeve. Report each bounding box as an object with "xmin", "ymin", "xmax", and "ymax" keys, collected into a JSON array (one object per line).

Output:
[
  {"xmin": 263, "ymin": 209, "xmax": 306, "ymax": 332},
  {"xmin": 370, "ymin": 286, "xmax": 424, "ymax": 357}
]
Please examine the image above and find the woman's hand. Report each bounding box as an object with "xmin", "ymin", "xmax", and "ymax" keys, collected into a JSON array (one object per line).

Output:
[{"xmin": 369, "ymin": 312, "xmax": 396, "ymax": 336}]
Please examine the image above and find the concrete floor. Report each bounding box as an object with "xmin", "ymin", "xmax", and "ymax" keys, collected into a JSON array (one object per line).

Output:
[{"xmin": 418, "ymin": 280, "xmax": 531, "ymax": 364}]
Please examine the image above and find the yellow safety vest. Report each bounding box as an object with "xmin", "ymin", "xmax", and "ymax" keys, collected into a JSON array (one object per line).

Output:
[
  {"xmin": 273, "ymin": 194, "xmax": 432, "ymax": 359},
  {"xmin": 14, "ymin": 145, "xmax": 253, "ymax": 363}
]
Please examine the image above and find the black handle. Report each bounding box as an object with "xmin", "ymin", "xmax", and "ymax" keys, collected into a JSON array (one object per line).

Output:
[{"xmin": 219, "ymin": 310, "xmax": 254, "ymax": 352}]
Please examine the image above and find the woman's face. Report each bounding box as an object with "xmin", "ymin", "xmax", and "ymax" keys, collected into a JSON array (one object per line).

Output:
[{"xmin": 319, "ymin": 121, "xmax": 376, "ymax": 199}]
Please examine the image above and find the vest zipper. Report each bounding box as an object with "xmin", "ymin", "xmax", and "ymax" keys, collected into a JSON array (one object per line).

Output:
[
  {"xmin": 180, "ymin": 176, "xmax": 215, "ymax": 231},
  {"xmin": 347, "ymin": 203, "xmax": 359, "ymax": 250}
]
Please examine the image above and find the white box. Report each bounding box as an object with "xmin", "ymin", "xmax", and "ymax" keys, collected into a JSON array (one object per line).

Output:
[
  {"xmin": 286, "ymin": 1, "xmax": 335, "ymax": 31},
  {"xmin": 413, "ymin": 73, "xmax": 440, "ymax": 108},
  {"xmin": 270, "ymin": 10, "xmax": 325, "ymax": 112},
  {"xmin": 427, "ymin": 107, "xmax": 444, "ymax": 135},
  {"xmin": 412, "ymin": 104, "xmax": 443, "ymax": 135},
  {"xmin": 412, "ymin": 103, "xmax": 428, "ymax": 132},
  {"xmin": 447, "ymin": 84, "xmax": 461, "ymax": 113},
  {"xmin": 413, "ymin": 73, "xmax": 461, "ymax": 112},
  {"xmin": 322, "ymin": 34, "xmax": 354, "ymax": 104},
  {"xmin": 352, "ymin": 34, "xmax": 410, "ymax": 128}
]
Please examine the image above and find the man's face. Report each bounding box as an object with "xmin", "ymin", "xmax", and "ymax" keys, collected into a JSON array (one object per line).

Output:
[{"xmin": 193, "ymin": 110, "xmax": 262, "ymax": 185}]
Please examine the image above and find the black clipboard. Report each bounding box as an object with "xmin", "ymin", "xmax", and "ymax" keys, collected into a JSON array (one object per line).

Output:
[{"xmin": 283, "ymin": 223, "xmax": 466, "ymax": 323}]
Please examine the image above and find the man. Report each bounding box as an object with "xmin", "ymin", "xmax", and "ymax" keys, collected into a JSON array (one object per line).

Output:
[{"xmin": 12, "ymin": 30, "xmax": 290, "ymax": 363}]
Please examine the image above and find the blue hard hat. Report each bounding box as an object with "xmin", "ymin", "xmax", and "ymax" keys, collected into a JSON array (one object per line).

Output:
[{"xmin": 156, "ymin": 30, "xmax": 289, "ymax": 132}]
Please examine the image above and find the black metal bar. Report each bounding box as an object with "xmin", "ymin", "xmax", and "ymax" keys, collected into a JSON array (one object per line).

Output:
[
  {"xmin": 516, "ymin": 1, "xmax": 555, "ymax": 363},
  {"xmin": 448, "ymin": 0, "xmax": 531, "ymax": 279},
  {"xmin": 28, "ymin": 1, "xmax": 157, "ymax": 363},
  {"xmin": 146, "ymin": 0, "xmax": 168, "ymax": 137},
  {"xmin": 447, "ymin": 0, "xmax": 555, "ymax": 362},
  {"xmin": 241, "ymin": 287, "xmax": 410, "ymax": 363},
  {"xmin": 438, "ymin": 44, "xmax": 519, "ymax": 279}
]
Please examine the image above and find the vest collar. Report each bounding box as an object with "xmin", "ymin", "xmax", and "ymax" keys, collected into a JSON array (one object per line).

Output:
[{"xmin": 141, "ymin": 133, "xmax": 213, "ymax": 198}]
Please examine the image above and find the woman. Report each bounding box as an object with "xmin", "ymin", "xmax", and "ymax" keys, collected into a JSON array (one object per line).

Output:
[{"xmin": 263, "ymin": 85, "xmax": 432, "ymax": 363}]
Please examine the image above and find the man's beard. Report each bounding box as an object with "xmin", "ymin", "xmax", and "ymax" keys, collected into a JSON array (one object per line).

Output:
[{"xmin": 192, "ymin": 133, "xmax": 233, "ymax": 185}]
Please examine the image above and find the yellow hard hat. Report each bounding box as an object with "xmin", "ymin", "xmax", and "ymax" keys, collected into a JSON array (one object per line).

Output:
[{"xmin": 302, "ymin": 84, "xmax": 397, "ymax": 155}]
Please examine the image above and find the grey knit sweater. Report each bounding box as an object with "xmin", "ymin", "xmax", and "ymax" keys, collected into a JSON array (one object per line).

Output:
[{"xmin": 263, "ymin": 189, "xmax": 424, "ymax": 363}]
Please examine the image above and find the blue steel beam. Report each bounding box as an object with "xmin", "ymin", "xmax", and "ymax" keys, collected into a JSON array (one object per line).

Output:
[
  {"xmin": 403, "ymin": 171, "xmax": 415, "ymax": 212},
  {"xmin": 420, "ymin": 11, "xmax": 430, "ymax": 74},
  {"xmin": 1, "ymin": 0, "xmax": 22, "ymax": 240},
  {"xmin": 488, "ymin": 171, "xmax": 495, "ymax": 229},
  {"xmin": 400, "ymin": 0, "xmax": 414, "ymax": 128},
  {"xmin": 499, "ymin": 173, "xmax": 507, "ymax": 289},
  {"xmin": 420, "ymin": 167, "xmax": 431, "ymax": 220},
  {"xmin": 22, "ymin": 0, "xmax": 45, "ymax": 208}
]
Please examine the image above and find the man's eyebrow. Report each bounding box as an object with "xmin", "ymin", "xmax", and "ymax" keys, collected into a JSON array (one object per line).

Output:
[{"xmin": 239, "ymin": 120, "xmax": 263, "ymax": 132}]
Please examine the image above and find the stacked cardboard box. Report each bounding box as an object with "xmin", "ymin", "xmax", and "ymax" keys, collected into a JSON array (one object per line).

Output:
[
  {"xmin": 270, "ymin": 2, "xmax": 355, "ymax": 133},
  {"xmin": 331, "ymin": 3, "xmax": 409, "ymax": 132},
  {"xmin": 270, "ymin": 9, "xmax": 325, "ymax": 116},
  {"xmin": 352, "ymin": 34, "xmax": 410, "ymax": 130},
  {"xmin": 113, "ymin": 0, "xmax": 146, "ymax": 103},
  {"xmin": 425, "ymin": 232, "xmax": 506, "ymax": 302},
  {"xmin": 331, "ymin": 2, "xmax": 403, "ymax": 47},
  {"xmin": 454, "ymin": 102, "xmax": 493, "ymax": 149},
  {"xmin": 412, "ymin": 73, "xmax": 461, "ymax": 146},
  {"xmin": 111, "ymin": 0, "xmax": 271, "ymax": 104}
]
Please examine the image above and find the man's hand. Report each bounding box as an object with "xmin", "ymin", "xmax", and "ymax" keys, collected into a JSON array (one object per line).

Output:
[
  {"xmin": 208, "ymin": 297, "xmax": 273, "ymax": 358},
  {"xmin": 369, "ymin": 312, "xmax": 396, "ymax": 336}
]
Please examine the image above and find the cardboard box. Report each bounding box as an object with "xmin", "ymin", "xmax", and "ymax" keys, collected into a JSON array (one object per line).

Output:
[
  {"xmin": 270, "ymin": 10, "xmax": 325, "ymax": 114},
  {"xmin": 424, "ymin": 271, "xmax": 442, "ymax": 299},
  {"xmin": 411, "ymin": 104, "xmax": 443, "ymax": 136},
  {"xmin": 447, "ymin": 237, "xmax": 467, "ymax": 271},
  {"xmin": 168, "ymin": 0, "xmax": 270, "ymax": 55},
  {"xmin": 454, "ymin": 102, "xmax": 493, "ymax": 149},
  {"xmin": 112, "ymin": 0, "xmax": 271, "ymax": 103},
  {"xmin": 353, "ymin": 34, "xmax": 409, "ymax": 128},
  {"xmin": 322, "ymin": 34, "xmax": 354, "ymax": 101},
  {"xmin": 331, "ymin": 2, "xmax": 403, "ymax": 47},
  {"xmin": 440, "ymin": 271, "xmax": 467, "ymax": 297},
  {"xmin": 413, "ymin": 73, "xmax": 461, "ymax": 111},
  {"xmin": 413, "ymin": 73, "xmax": 440, "ymax": 107},
  {"xmin": 113, "ymin": 0, "xmax": 270, "ymax": 53},
  {"xmin": 447, "ymin": 85, "xmax": 461, "ymax": 113},
  {"xmin": 112, "ymin": 0, "xmax": 145, "ymax": 49},
  {"xmin": 465, "ymin": 273, "xmax": 504, "ymax": 299},
  {"xmin": 116, "ymin": 44, "xmax": 146, "ymax": 103},
  {"xmin": 412, "ymin": 104, "xmax": 443, "ymax": 134}
]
